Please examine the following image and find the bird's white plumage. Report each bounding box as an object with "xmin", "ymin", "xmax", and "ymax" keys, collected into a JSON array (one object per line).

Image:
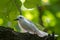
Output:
[{"xmin": 16, "ymin": 15, "xmax": 58, "ymax": 37}]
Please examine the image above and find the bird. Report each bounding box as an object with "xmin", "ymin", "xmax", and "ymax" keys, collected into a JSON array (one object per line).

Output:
[{"xmin": 15, "ymin": 15, "xmax": 58, "ymax": 37}]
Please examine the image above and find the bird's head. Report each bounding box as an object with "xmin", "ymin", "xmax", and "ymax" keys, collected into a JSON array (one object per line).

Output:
[{"xmin": 14, "ymin": 15, "xmax": 24, "ymax": 21}]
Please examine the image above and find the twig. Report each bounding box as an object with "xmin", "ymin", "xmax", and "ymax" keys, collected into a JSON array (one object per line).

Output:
[{"xmin": 13, "ymin": 0, "xmax": 22, "ymax": 15}]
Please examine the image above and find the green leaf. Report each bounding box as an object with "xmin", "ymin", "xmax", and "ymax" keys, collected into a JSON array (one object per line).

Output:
[
  {"xmin": 49, "ymin": 0, "xmax": 60, "ymax": 5},
  {"xmin": 0, "ymin": 0, "xmax": 22, "ymax": 31},
  {"xmin": 24, "ymin": 0, "xmax": 41, "ymax": 8}
]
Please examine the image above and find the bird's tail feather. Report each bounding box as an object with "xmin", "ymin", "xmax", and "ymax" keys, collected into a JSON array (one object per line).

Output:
[
  {"xmin": 36, "ymin": 30, "xmax": 48, "ymax": 37},
  {"xmin": 36, "ymin": 30, "xmax": 58, "ymax": 37}
]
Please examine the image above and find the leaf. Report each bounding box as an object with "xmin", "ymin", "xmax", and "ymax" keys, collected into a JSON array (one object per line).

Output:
[
  {"xmin": 24, "ymin": 0, "xmax": 41, "ymax": 8},
  {"xmin": 46, "ymin": 0, "xmax": 60, "ymax": 13},
  {"xmin": 0, "ymin": 0, "xmax": 22, "ymax": 31}
]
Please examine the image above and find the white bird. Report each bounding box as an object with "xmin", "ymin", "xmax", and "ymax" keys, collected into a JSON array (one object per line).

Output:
[{"xmin": 15, "ymin": 15, "xmax": 58, "ymax": 37}]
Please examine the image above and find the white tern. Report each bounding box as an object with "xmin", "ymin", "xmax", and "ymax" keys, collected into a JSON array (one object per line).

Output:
[{"xmin": 15, "ymin": 15, "xmax": 58, "ymax": 37}]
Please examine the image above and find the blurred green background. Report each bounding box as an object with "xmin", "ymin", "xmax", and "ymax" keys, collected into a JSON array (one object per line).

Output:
[{"xmin": 0, "ymin": 0, "xmax": 60, "ymax": 40}]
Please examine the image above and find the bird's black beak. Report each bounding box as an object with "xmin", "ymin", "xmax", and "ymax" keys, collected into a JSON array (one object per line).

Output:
[{"xmin": 14, "ymin": 19, "xmax": 19, "ymax": 21}]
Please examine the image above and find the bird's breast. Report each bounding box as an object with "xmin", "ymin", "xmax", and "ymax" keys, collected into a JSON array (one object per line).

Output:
[{"xmin": 19, "ymin": 21, "xmax": 35, "ymax": 32}]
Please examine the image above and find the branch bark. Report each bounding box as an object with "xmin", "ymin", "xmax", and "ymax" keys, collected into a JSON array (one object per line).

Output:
[
  {"xmin": 0, "ymin": 26, "xmax": 58, "ymax": 40},
  {"xmin": 37, "ymin": 6, "xmax": 45, "ymax": 27}
]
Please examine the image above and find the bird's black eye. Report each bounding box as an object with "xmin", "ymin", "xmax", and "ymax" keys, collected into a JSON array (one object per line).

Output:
[{"xmin": 19, "ymin": 17, "xmax": 22, "ymax": 19}]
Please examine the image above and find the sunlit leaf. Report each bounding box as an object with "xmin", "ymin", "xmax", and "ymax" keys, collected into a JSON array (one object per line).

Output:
[
  {"xmin": 56, "ymin": 12, "xmax": 60, "ymax": 18},
  {"xmin": 0, "ymin": 18, "xmax": 3, "ymax": 25},
  {"xmin": 42, "ymin": 10, "xmax": 56, "ymax": 27},
  {"xmin": 25, "ymin": 13, "xmax": 33, "ymax": 20},
  {"xmin": 42, "ymin": 0, "xmax": 49, "ymax": 5}
]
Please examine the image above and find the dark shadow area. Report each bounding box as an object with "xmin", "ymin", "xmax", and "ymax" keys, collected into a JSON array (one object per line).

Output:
[{"xmin": 0, "ymin": 26, "xmax": 58, "ymax": 40}]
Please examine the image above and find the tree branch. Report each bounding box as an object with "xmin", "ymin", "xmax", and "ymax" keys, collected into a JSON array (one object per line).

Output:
[
  {"xmin": 0, "ymin": 26, "xmax": 58, "ymax": 40},
  {"xmin": 37, "ymin": 6, "xmax": 44, "ymax": 27}
]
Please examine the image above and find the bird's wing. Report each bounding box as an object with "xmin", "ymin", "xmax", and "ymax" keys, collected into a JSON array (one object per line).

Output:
[{"xmin": 25, "ymin": 19, "xmax": 39, "ymax": 31}]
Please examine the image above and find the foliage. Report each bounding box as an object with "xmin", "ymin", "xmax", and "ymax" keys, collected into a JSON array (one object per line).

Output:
[{"xmin": 0, "ymin": 0, "xmax": 60, "ymax": 40}]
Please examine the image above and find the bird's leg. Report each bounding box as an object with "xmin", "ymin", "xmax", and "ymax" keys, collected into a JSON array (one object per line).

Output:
[
  {"xmin": 33, "ymin": 31, "xmax": 37, "ymax": 37},
  {"xmin": 34, "ymin": 31, "xmax": 36, "ymax": 34}
]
